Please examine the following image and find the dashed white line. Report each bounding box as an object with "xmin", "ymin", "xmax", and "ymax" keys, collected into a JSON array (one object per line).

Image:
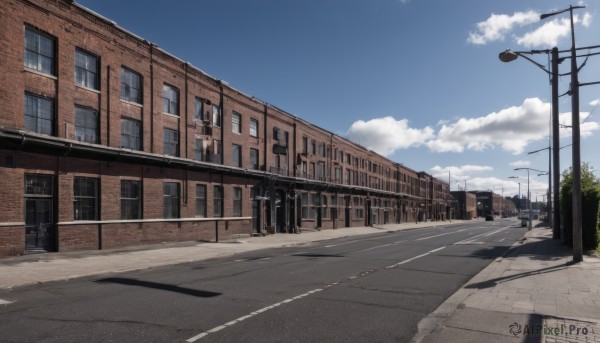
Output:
[
  {"xmin": 416, "ymin": 229, "xmax": 465, "ymax": 241},
  {"xmin": 453, "ymin": 225, "xmax": 511, "ymax": 245},
  {"xmin": 0, "ymin": 298, "xmax": 12, "ymax": 305},
  {"xmin": 386, "ymin": 246, "xmax": 446, "ymax": 269},
  {"xmin": 186, "ymin": 288, "xmax": 325, "ymax": 342}
]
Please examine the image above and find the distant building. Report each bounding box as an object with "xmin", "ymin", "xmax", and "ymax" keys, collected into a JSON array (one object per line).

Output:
[
  {"xmin": 450, "ymin": 191, "xmax": 477, "ymax": 220},
  {"xmin": 470, "ymin": 191, "xmax": 503, "ymax": 217}
]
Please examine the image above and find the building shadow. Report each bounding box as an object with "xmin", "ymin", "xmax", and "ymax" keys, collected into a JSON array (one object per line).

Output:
[{"xmin": 95, "ymin": 277, "xmax": 222, "ymax": 298}]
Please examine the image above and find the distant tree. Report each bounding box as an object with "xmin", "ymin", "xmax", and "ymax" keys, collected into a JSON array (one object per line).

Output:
[{"xmin": 560, "ymin": 163, "xmax": 600, "ymax": 249}]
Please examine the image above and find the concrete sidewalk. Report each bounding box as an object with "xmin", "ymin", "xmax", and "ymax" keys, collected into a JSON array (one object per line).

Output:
[
  {"xmin": 416, "ymin": 224, "xmax": 600, "ymax": 343},
  {"xmin": 0, "ymin": 220, "xmax": 460, "ymax": 290}
]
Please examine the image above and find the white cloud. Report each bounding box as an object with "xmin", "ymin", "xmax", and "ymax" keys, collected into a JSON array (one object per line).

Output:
[
  {"xmin": 467, "ymin": 11, "xmax": 539, "ymax": 45},
  {"xmin": 430, "ymin": 165, "xmax": 493, "ymax": 180},
  {"xmin": 515, "ymin": 13, "xmax": 590, "ymax": 48},
  {"xmin": 510, "ymin": 160, "xmax": 531, "ymax": 168},
  {"xmin": 426, "ymin": 98, "xmax": 550, "ymax": 154},
  {"xmin": 345, "ymin": 99, "xmax": 599, "ymax": 159},
  {"xmin": 515, "ymin": 17, "xmax": 571, "ymax": 48},
  {"xmin": 468, "ymin": 11, "xmax": 592, "ymax": 48},
  {"xmin": 346, "ymin": 116, "xmax": 434, "ymax": 156},
  {"xmin": 590, "ymin": 99, "xmax": 600, "ymax": 107}
]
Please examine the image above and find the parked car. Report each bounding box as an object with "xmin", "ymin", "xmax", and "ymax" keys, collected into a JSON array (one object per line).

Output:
[{"xmin": 485, "ymin": 214, "xmax": 494, "ymax": 221}]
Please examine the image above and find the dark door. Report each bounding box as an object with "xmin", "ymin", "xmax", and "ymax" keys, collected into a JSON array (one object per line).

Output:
[
  {"xmin": 316, "ymin": 207, "xmax": 322, "ymax": 229},
  {"xmin": 25, "ymin": 198, "xmax": 54, "ymax": 252},
  {"xmin": 275, "ymin": 190, "xmax": 286, "ymax": 233},
  {"xmin": 252, "ymin": 199, "xmax": 260, "ymax": 233}
]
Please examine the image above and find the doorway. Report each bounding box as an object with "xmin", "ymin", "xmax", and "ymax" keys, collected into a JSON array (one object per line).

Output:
[
  {"xmin": 275, "ymin": 190, "xmax": 286, "ymax": 233},
  {"xmin": 25, "ymin": 198, "xmax": 54, "ymax": 252},
  {"xmin": 24, "ymin": 174, "xmax": 55, "ymax": 253}
]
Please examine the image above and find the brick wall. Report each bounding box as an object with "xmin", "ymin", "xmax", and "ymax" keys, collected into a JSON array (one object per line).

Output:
[{"xmin": 0, "ymin": 0, "xmax": 451, "ymax": 257}]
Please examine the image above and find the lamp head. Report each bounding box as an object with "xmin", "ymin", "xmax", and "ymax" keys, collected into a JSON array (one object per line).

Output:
[{"xmin": 499, "ymin": 49, "xmax": 518, "ymax": 63}]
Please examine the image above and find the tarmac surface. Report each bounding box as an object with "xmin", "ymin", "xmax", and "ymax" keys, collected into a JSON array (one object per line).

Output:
[{"xmin": 1, "ymin": 218, "xmax": 599, "ymax": 342}]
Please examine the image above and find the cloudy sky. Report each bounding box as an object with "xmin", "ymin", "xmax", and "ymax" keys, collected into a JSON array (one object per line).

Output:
[{"xmin": 77, "ymin": 0, "xmax": 600, "ymax": 201}]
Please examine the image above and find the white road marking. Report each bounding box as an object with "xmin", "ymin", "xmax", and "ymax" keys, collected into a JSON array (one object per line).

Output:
[
  {"xmin": 453, "ymin": 226, "xmax": 511, "ymax": 245},
  {"xmin": 386, "ymin": 246, "xmax": 446, "ymax": 269},
  {"xmin": 186, "ymin": 242, "xmax": 452, "ymax": 341},
  {"xmin": 325, "ymin": 240, "xmax": 359, "ymax": 248},
  {"xmin": 0, "ymin": 299, "xmax": 12, "ymax": 305},
  {"xmin": 186, "ymin": 288, "xmax": 325, "ymax": 342},
  {"xmin": 416, "ymin": 229, "xmax": 465, "ymax": 241}
]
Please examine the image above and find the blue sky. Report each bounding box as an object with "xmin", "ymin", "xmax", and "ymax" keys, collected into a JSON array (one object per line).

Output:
[{"xmin": 76, "ymin": 0, "xmax": 600, "ymax": 200}]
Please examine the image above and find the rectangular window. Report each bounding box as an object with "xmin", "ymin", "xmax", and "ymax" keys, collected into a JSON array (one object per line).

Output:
[
  {"xmin": 212, "ymin": 140, "xmax": 222, "ymax": 164},
  {"xmin": 163, "ymin": 128, "xmax": 179, "ymax": 157},
  {"xmin": 196, "ymin": 184, "xmax": 206, "ymax": 218},
  {"xmin": 321, "ymin": 195, "xmax": 329, "ymax": 219},
  {"xmin": 24, "ymin": 93, "xmax": 53, "ymax": 135},
  {"xmin": 163, "ymin": 84, "xmax": 179, "ymax": 115},
  {"xmin": 24, "ymin": 27, "xmax": 55, "ymax": 75},
  {"xmin": 317, "ymin": 162, "xmax": 326, "ymax": 181},
  {"xmin": 318, "ymin": 142, "xmax": 325, "ymax": 157},
  {"xmin": 25, "ymin": 174, "xmax": 53, "ymax": 196},
  {"xmin": 249, "ymin": 118, "xmax": 258, "ymax": 137},
  {"xmin": 231, "ymin": 144, "xmax": 242, "ymax": 167},
  {"xmin": 120, "ymin": 68, "xmax": 142, "ymax": 104},
  {"xmin": 195, "ymin": 138, "xmax": 203, "ymax": 161},
  {"xmin": 74, "ymin": 106, "xmax": 98, "ymax": 144},
  {"xmin": 212, "ymin": 105, "xmax": 221, "ymax": 127},
  {"xmin": 214, "ymin": 186, "xmax": 223, "ymax": 217},
  {"xmin": 121, "ymin": 180, "xmax": 141, "ymax": 220},
  {"xmin": 75, "ymin": 49, "xmax": 99, "ymax": 90},
  {"xmin": 163, "ymin": 182, "xmax": 180, "ymax": 219},
  {"xmin": 232, "ymin": 111, "xmax": 241, "ymax": 134},
  {"xmin": 120, "ymin": 117, "xmax": 142, "ymax": 150},
  {"xmin": 310, "ymin": 140, "xmax": 316, "ymax": 155},
  {"xmin": 233, "ymin": 187, "xmax": 242, "ymax": 217},
  {"xmin": 335, "ymin": 167, "xmax": 342, "ymax": 184},
  {"xmin": 74, "ymin": 177, "xmax": 98, "ymax": 220},
  {"xmin": 301, "ymin": 193, "xmax": 310, "ymax": 220},
  {"xmin": 302, "ymin": 136, "xmax": 308, "ymax": 154},
  {"xmin": 249, "ymin": 148, "xmax": 259, "ymax": 170},
  {"xmin": 354, "ymin": 197, "xmax": 364, "ymax": 219},
  {"xmin": 195, "ymin": 97, "xmax": 204, "ymax": 121}
]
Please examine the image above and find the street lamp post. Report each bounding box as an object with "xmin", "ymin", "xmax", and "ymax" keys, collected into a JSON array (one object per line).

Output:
[
  {"xmin": 541, "ymin": 5, "xmax": 585, "ymax": 262},
  {"xmin": 515, "ymin": 168, "xmax": 547, "ymax": 230},
  {"xmin": 499, "ymin": 48, "xmax": 561, "ymax": 240}
]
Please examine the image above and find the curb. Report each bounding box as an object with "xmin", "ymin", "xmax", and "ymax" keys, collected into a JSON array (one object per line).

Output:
[{"xmin": 411, "ymin": 224, "xmax": 533, "ymax": 343}]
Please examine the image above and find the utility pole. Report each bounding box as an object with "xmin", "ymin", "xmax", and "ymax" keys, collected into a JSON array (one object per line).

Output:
[{"xmin": 551, "ymin": 50, "xmax": 560, "ymax": 241}]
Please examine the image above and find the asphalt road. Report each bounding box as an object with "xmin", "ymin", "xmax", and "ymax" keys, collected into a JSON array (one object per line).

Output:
[{"xmin": 0, "ymin": 219, "xmax": 526, "ymax": 343}]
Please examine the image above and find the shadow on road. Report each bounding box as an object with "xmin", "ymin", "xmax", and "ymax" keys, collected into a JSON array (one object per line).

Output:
[{"xmin": 94, "ymin": 277, "xmax": 222, "ymax": 298}]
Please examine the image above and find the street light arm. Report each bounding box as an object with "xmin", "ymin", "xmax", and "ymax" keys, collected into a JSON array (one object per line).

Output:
[
  {"xmin": 528, "ymin": 146, "xmax": 550, "ymax": 154},
  {"xmin": 499, "ymin": 50, "xmax": 551, "ymax": 75},
  {"xmin": 540, "ymin": 6, "xmax": 585, "ymax": 20}
]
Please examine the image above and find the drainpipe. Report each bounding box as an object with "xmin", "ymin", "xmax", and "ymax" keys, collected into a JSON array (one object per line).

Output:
[
  {"xmin": 263, "ymin": 103, "xmax": 268, "ymax": 172},
  {"xmin": 105, "ymin": 65, "xmax": 110, "ymax": 146},
  {"xmin": 184, "ymin": 63, "xmax": 189, "ymax": 159},
  {"xmin": 150, "ymin": 43, "xmax": 155, "ymax": 153},
  {"xmin": 218, "ymin": 81, "xmax": 225, "ymax": 165}
]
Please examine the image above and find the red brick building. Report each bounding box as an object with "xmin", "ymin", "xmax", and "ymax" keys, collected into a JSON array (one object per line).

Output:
[
  {"xmin": 0, "ymin": 0, "xmax": 450, "ymax": 257},
  {"xmin": 450, "ymin": 191, "xmax": 477, "ymax": 220}
]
